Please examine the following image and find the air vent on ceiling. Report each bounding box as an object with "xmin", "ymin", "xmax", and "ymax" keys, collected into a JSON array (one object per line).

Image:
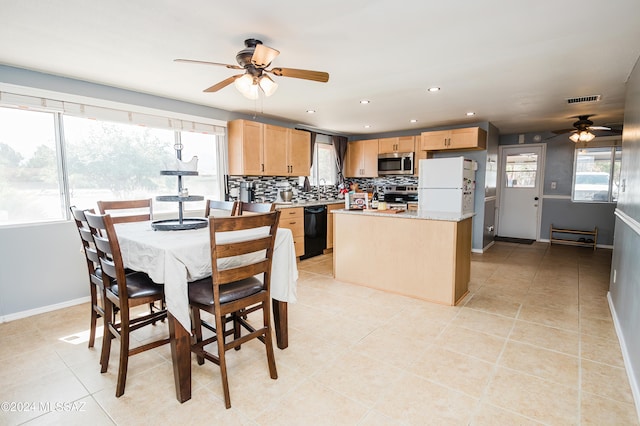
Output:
[{"xmin": 566, "ymin": 95, "xmax": 601, "ymax": 104}]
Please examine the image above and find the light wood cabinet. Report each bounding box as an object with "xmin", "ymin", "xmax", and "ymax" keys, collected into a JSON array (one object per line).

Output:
[
  {"xmin": 288, "ymin": 128, "xmax": 311, "ymax": 176},
  {"xmin": 420, "ymin": 127, "xmax": 487, "ymax": 151},
  {"xmin": 277, "ymin": 207, "xmax": 305, "ymax": 258},
  {"xmin": 228, "ymin": 119, "xmax": 310, "ymax": 176},
  {"xmin": 263, "ymin": 124, "xmax": 289, "ymax": 175},
  {"xmin": 413, "ymin": 138, "xmax": 432, "ymax": 176},
  {"xmin": 378, "ymin": 136, "xmax": 415, "ymax": 154},
  {"xmin": 326, "ymin": 202, "xmax": 343, "ymax": 250},
  {"xmin": 228, "ymin": 120, "xmax": 264, "ymax": 175},
  {"xmin": 345, "ymin": 139, "xmax": 378, "ymax": 177}
]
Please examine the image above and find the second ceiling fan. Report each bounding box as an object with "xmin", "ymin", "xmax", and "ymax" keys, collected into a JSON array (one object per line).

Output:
[
  {"xmin": 175, "ymin": 38, "xmax": 329, "ymax": 99},
  {"xmin": 553, "ymin": 115, "xmax": 619, "ymax": 143}
]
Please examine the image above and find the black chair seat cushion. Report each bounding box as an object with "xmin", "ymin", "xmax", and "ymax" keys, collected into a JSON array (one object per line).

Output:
[
  {"xmin": 189, "ymin": 277, "xmax": 264, "ymax": 307},
  {"xmin": 109, "ymin": 271, "xmax": 164, "ymax": 299}
]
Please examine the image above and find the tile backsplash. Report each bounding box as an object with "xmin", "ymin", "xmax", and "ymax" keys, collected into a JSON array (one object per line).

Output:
[{"xmin": 227, "ymin": 175, "xmax": 418, "ymax": 202}]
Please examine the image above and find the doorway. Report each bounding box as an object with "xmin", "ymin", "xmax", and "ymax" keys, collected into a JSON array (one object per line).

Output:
[{"xmin": 497, "ymin": 144, "xmax": 545, "ymax": 240}]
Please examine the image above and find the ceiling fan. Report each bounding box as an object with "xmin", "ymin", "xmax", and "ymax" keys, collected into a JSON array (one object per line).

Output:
[
  {"xmin": 552, "ymin": 115, "xmax": 617, "ymax": 143},
  {"xmin": 174, "ymin": 39, "xmax": 329, "ymax": 100}
]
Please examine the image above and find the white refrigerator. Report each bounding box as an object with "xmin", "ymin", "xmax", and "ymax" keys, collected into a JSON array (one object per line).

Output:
[{"xmin": 418, "ymin": 157, "xmax": 477, "ymax": 214}]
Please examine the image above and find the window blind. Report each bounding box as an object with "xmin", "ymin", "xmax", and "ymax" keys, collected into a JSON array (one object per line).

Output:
[{"xmin": 0, "ymin": 90, "xmax": 225, "ymax": 135}]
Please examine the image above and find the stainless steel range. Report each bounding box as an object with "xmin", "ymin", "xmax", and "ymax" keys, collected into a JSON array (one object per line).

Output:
[{"xmin": 382, "ymin": 185, "xmax": 418, "ymax": 209}]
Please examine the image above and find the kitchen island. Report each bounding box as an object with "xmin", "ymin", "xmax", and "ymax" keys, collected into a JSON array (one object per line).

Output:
[{"xmin": 333, "ymin": 209, "xmax": 473, "ymax": 305}]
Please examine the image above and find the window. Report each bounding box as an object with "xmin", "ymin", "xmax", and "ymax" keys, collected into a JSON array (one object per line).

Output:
[
  {"xmin": 0, "ymin": 107, "xmax": 64, "ymax": 224},
  {"xmin": 572, "ymin": 146, "xmax": 621, "ymax": 203},
  {"xmin": 504, "ymin": 152, "xmax": 538, "ymax": 188},
  {"xmin": 0, "ymin": 95, "xmax": 224, "ymax": 226},
  {"xmin": 308, "ymin": 135, "xmax": 337, "ymax": 186}
]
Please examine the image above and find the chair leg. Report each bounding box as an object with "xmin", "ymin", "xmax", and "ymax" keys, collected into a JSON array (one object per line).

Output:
[
  {"xmin": 115, "ymin": 310, "xmax": 130, "ymax": 398},
  {"xmin": 89, "ymin": 304, "xmax": 98, "ymax": 349},
  {"xmin": 233, "ymin": 312, "xmax": 241, "ymax": 351},
  {"xmin": 263, "ymin": 302, "xmax": 278, "ymax": 380},
  {"xmin": 215, "ymin": 313, "xmax": 231, "ymax": 409},
  {"xmin": 191, "ymin": 308, "xmax": 204, "ymax": 366},
  {"xmin": 100, "ymin": 299, "xmax": 114, "ymax": 373}
]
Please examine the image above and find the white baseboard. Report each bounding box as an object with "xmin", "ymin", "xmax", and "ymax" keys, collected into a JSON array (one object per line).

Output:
[
  {"xmin": 607, "ymin": 292, "xmax": 640, "ymax": 421},
  {"xmin": 0, "ymin": 296, "xmax": 90, "ymax": 324},
  {"xmin": 473, "ymin": 240, "xmax": 495, "ymax": 253}
]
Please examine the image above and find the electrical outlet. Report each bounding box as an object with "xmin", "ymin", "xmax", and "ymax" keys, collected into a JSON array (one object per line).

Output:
[{"xmin": 551, "ymin": 181, "xmax": 557, "ymax": 190}]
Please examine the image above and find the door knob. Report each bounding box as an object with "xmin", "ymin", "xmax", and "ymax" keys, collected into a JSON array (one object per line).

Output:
[{"xmin": 534, "ymin": 197, "xmax": 539, "ymax": 200}]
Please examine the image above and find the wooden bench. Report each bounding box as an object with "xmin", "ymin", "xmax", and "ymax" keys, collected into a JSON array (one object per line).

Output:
[{"xmin": 549, "ymin": 224, "xmax": 597, "ymax": 250}]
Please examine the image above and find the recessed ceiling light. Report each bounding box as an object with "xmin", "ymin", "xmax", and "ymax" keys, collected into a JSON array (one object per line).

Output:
[
  {"xmin": 306, "ymin": 110, "xmax": 316, "ymax": 114},
  {"xmin": 364, "ymin": 125, "xmax": 371, "ymax": 128},
  {"xmin": 359, "ymin": 100, "xmax": 370, "ymax": 104},
  {"xmin": 427, "ymin": 87, "xmax": 440, "ymax": 92},
  {"xmin": 410, "ymin": 119, "xmax": 418, "ymax": 123},
  {"xmin": 466, "ymin": 112, "xmax": 476, "ymax": 116}
]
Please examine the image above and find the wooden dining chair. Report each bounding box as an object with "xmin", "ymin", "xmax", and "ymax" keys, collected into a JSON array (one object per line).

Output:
[
  {"xmin": 204, "ymin": 199, "xmax": 240, "ymax": 217},
  {"xmin": 70, "ymin": 206, "xmax": 106, "ymax": 348},
  {"xmin": 238, "ymin": 201, "xmax": 275, "ymax": 215},
  {"xmin": 97, "ymin": 199, "xmax": 152, "ymax": 224},
  {"xmin": 188, "ymin": 210, "xmax": 281, "ymax": 408},
  {"xmin": 84, "ymin": 212, "xmax": 170, "ymax": 397}
]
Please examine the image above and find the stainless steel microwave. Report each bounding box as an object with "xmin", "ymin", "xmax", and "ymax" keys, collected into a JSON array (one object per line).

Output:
[{"xmin": 377, "ymin": 152, "xmax": 414, "ymax": 175}]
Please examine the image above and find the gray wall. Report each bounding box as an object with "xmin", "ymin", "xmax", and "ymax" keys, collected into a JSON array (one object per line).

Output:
[
  {"xmin": 610, "ymin": 55, "xmax": 640, "ymax": 407},
  {"xmin": 499, "ymin": 131, "xmax": 618, "ymax": 245}
]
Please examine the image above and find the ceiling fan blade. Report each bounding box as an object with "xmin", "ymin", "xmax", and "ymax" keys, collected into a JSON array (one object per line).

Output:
[
  {"xmin": 203, "ymin": 74, "xmax": 243, "ymax": 92},
  {"xmin": 590, "ymin": 126, "xmax": 611, "ymax": 131},
  {"xmin": 174, "ymin": 59, "xmax": 243, "ymax": 70},
  {"xmin": 268, "ymin": 67, "xmax": 330, "ymax": 83},
  {"xmin": 251, "ymin": 44, "xmax": 280, "ymax": 68}
]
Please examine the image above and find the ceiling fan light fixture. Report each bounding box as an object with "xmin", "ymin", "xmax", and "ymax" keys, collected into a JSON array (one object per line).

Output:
[
  {"xmin": 569, "ymin": 130, "xmax": 596, "ymax": 143},
  {"xmin": 258, "ymin": 74, "xmax": 278, "ymax": 97},
  {"xmin": 234, "ymin": 74, "xmax": 259, "ymax": 99}
]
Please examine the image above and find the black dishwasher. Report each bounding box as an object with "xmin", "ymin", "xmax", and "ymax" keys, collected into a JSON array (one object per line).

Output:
[{"xmin": 300, "ymin": 205, "xmax": 327, "ymax": 260}]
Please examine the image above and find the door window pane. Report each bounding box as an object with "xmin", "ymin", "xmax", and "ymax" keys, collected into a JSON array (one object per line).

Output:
[
  {"xmin": 0, "ymin": 107, "xmax": 63, "ymax": 225},
  {"xmin": 505, "ymin": 153, "xmax": 538, "ymax": 188}
]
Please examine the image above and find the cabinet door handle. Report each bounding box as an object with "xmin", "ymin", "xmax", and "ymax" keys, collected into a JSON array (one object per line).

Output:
[{"xmin": 261, "ymin": 163, "xmax": 264, "ymax": 172}]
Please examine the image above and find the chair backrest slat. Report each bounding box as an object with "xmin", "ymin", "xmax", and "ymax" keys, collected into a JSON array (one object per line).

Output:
[
  {"xmin": 97, "ymin": 199, "xmax": 152, "ymax": 224},
  {"xmin": 204, "ymin": 200, "xmax": 239, "ymax": 217},
  {"xmin": 85, "ymin": 212, "xmax": 129, "ymax": 298},
  {"xmin": 238, "ymin": 202, "xmax": 275, "ymax": 215},
  {"xmin": 209, "ymin": 211, "xmax": 280, "ymax": 288}
]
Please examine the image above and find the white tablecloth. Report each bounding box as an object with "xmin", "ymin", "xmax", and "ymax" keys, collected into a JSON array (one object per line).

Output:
[{"xmin": 114, "ymin": 221, "xmax": 298, "ymax": 332}]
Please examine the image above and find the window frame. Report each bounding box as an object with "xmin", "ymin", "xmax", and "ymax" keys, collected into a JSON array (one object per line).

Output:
[
  {"xmin": 0, "ymin": 90, "xmax": 226, "ymax": 227},
  {"xmin": 308, "ymin": 135, "xmax": 338, "ymax": 186},
  {"xmin": 571, "ymin": 141, "xmax": 622, "ymax": 204}
]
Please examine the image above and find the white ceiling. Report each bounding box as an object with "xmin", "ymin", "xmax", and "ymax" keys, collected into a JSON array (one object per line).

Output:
[{"xmin": 1, "ymin": 0, "xmax": 640, "ymax": 136}]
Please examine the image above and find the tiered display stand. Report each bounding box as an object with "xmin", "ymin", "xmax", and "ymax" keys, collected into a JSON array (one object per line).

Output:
[{"xmin": 151, "ymin": 144, "xmax": 207, "ymax": 231}]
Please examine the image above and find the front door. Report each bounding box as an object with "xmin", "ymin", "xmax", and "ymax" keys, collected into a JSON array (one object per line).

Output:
[{"xmin": 497, "ymin": 144, "xmax": 545, "ymax": 240}]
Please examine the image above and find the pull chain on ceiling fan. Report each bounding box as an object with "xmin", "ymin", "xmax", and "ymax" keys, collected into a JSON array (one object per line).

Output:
[{"xmin": 174, "ymin": 39, "xmax": 329, "ymax": 100}]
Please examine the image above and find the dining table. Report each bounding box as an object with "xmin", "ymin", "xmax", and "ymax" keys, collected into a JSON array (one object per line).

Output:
[{"xmin": 114, "ymin": 220, "xmax": 298, "ymax": 403}]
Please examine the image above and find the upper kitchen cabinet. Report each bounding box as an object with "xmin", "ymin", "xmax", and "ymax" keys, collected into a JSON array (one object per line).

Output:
[
  {"xmin": 228, "ymin": 119, "xmax": 264, "ymax": 175},
  {"xmin": 228, "ymin": 120, "xmax": 310, "ymax": 176},
  {"xmin": 420, "ymin": 127, "xmax": 487, "ymax": 151},
  {"xmin": 345, "ymin": 139, "xmax": 378, "ymax": 177},
  {"xmin": 378, "ymin": 136, "xmax": 415, "ymax": 154},
  {"xmin": 287, "ymin": 128, "xmax": 311, "ymax": 176}
]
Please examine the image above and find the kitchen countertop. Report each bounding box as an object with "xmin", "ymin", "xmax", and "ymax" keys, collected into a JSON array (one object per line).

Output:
[
  {"xmin": 275, "ymin": 199, "xmax": 345, "ymax": 209},
  {"xmin": 332, "ymin": 208, "xmax": 474, "ymax": 222}
]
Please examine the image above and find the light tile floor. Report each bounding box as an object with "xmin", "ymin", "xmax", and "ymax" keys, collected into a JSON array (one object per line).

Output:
[{"xmin": 1, "ymin": 242, "xmax": 638, "ymax": 425}]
